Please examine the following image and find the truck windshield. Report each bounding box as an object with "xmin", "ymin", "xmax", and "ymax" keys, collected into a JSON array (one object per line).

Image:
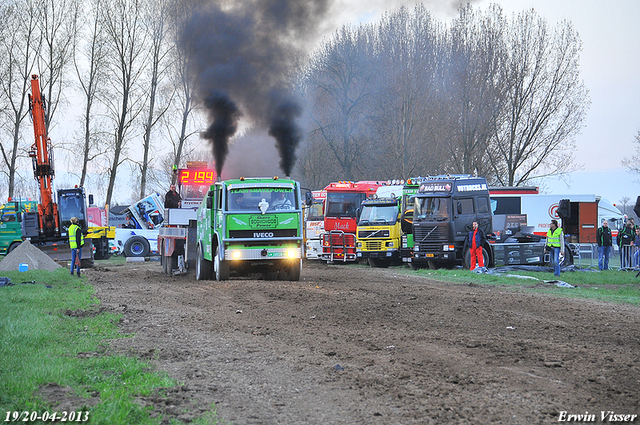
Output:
[
  {"xmin": 326, "ymin": 192, "xmax": 366, "ymax": 218},
  {"xmin": 0, "ymin": 208, "xmax": 16, "ymax": 222},
  {"xmin": 228, "ymin": 188, "xmax": 296, "ymax": 211},
  {"xmin": 181, "ymin": 184, "xmax": 208, "ymax": 200},
  {"xmin": 306, "ymin": 201, "xmax": 324, "ymax": 221},
  {"xmin": 358, "ymin": 205, "xmax": 398, "ymax": 226},
  {"xmin": 415, "ymin": 197, "xmax": 450, "ymax": 221}
]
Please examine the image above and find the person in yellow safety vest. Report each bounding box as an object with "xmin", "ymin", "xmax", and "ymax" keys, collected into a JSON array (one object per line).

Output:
[
  {"xmin": 546, "ymin": 219, "xmax": 565, "ymax": 277},
  {"xmin": 69, "ymin": 216, "xmax": 84, "ymax": 278}
]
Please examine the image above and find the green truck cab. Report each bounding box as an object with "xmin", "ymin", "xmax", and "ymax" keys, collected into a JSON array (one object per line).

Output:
[
  {"xmin": 0, "ymin": 200, "xmax": 38, "ymax": 255},
  {"xmin": 195, "ymin": 177, "xmax": 304, "ymax": 281}
]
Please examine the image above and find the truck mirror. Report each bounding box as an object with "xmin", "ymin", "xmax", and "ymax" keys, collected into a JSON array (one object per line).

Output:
[
  {"xmin": 634, "ymin": 196, "xmax": 640, "ymax": 218},
  {"xmin": 88, "ymin": 194, "xmax": 94, "ymax": 205},
  {"xmin": 558, "ymin": 199, "xmax": 571, "ymax": 219},
  {"xmin": 356, "ymin": 207, "xmax": 361, "ymax": 220},
  {"xmin": 457, "ymin": 202, "xmax": 462, "ymax": 215},
  {"xmin": 305, "ymin": 191, "xmax": 313, "ymax": 206},
  {"xmin": 206, "ymin": 196, "xmax": 213, "ymax": 209}
]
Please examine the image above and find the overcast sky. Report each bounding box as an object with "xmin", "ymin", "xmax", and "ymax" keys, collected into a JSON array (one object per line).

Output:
[{"xmin": 327, "ymin": 0, "xmax": 640, "ymax": 207}]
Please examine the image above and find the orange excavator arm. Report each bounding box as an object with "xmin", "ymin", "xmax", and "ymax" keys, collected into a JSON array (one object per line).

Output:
[{"xmin": 28, "ymin": 74, "xmax": 58, "ymax": 236}]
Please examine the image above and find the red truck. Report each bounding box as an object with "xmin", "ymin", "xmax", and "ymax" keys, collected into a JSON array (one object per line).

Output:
[{"xmin": 321, "ymin": 181, "xmax": 386, "ymax": 262}]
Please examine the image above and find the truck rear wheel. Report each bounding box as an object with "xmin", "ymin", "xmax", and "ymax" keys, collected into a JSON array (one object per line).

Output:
[
  {"xmin": 161, "ymin": 245, "xmax": 172, "ymax": 275},
  {"xmin": 124, "ymin": 236, "xmax": 150, "ymax": 257},
  {"xmin": 93, "ymin": 237, "xmax": 111, "ymax": 260},
  {"xmin": 196, "ymin": 244, "xmax": 212, "ymax": 280},
  {"xmin": 214, "ymin": 246, "xmax": 229, "ymax": 281}
]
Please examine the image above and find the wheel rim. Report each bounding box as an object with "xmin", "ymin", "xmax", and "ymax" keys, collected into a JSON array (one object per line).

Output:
[{"xmin": 131, "ymin": 242, "xmax": 143, "ymax": 255}]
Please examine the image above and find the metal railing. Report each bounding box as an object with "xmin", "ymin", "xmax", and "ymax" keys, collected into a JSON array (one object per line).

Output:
[
  {"xmin": 619, "ymin": 245, "xmax": 640, "ymax": 271},
  {"xmin": 571, "ymin": 243, "xmax": 640, "ymax": 271}
]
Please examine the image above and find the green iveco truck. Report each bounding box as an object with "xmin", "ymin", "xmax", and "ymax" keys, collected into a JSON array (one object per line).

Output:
[{"xmin": 194, "ymin": 177, "xmax": 305, "ymax": 281}]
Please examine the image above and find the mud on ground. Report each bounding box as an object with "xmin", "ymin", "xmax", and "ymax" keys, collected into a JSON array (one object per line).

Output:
[{"xmin": 82, "ymin": 260, "xmax": 639, "ymax": 424}]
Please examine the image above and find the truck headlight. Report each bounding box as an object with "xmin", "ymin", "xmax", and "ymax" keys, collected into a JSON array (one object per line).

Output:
[
  {"xmin": 386, "ymin": 241, "xmax": 394, "ymax": 247},
  {"xmin": 232, "ymin": 250, "xmax": 241, "ymax": 259},
  {"xmin": 287, "ymin": 249, "xmax": 296, "ymax": 258},
  {"xmin": 443, "ymin": 244, "xmax": 455, "ymax": 251},
  {"xmin": 356, "ymin": 242, "xmax": 362, "ymax": 248},
  {"xmin": 414, "ymin": 245, "xmax": 420, "ymax": 251}
]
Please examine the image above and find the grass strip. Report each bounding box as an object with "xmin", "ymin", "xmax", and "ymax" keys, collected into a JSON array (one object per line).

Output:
[
  {"xmin": 411, "ymin": 266, "xmax": 640, "ymax": 305},
  {"xmin": 0, "ymin": 267, "xmax": 222, "ymax": 425}
]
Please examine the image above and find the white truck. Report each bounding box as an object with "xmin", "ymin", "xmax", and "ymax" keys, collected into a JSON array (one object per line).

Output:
[
  {"xmin": 111, "ymin": 194, "xmax": 164, "ymax": 257},
  {"xmin": 304, "ymin": 189, "xmax": 325, "ymax": 260}
]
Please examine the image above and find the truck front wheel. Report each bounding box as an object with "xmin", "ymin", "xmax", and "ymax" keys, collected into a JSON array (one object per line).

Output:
[
  {"xmin": 464, "ymin": 248, "xmax": 489, "ymax": 270},
  {"xmin": 196, "ymin": 244, "xmax": 212, "ymax": 280},
  {"xmin": 7, "ymin": 241, "xmax": 20, "ymax": 254},
  {"xmin": 369, "ymin": 258, "xmax": 390, "ymax": 268},
  {"xmin": 214, "ymin": 246, "xmax": 230, "ymax": 281},
  {"xmin": 281, "ymin": 259, "xmax": 301, "ymax": 281}
]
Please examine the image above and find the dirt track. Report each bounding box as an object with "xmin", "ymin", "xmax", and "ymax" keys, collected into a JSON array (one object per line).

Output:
[{"xmin": 86, "ymin": 260, "xmax": 640, "ymax": 424}]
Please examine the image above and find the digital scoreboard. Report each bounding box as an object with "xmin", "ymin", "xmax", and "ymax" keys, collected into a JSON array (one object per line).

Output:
[{"xmin": 177, "ymin": 168, "xmax": 216, "ymax": 186}]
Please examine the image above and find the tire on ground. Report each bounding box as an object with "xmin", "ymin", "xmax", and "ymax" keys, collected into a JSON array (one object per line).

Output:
[
  {"xmin": 7, "ymin": 241, "xmax": 20, "ymax": 254},
  {"xmin": 281, "ymin": 259, "xmax": 302, "ymax": 281},
  {"xmin": 214, "ymin": 246, "xmax": 229, "ymax": 281},
  {"xmin": 123, "ymin": 236, "xmax": 150, "ymax": 257},
  {"xmin": 196, "ymin": 243, "xmax": 212, "ymax": 280},
  {"xmin": 369, "ymin": 258, "xmax": 390, "ymax": 268},
  {"xmin": 464, "ymin": 248, "xmax": 489, "ymax": 270}
]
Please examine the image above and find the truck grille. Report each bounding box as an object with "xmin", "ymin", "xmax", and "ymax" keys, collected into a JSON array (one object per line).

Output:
[
  {"xmin": 358, "ymin": 229, "xmax": 390, "ymax": 238},
  {"xmin": 414, "ymin": 223, "xmax": 448, "ymax": 251},
  {"xmin": 362, "ymin": 240, "xmax": 383, "ymax": 251},
  {"xmin": 229, "ymin": 229, "xmax": 298, "ymax": 238}
]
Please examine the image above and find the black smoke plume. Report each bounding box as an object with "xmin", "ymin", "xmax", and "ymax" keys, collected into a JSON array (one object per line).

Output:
[
  {"xmin": 180, "ymin": 0, "xmax": 329, "ymax": 177},
  {"xmin": 268, "ymin": 90, "xmax": 302, "ymax": 177},
  {"xmin": 202, "ymin": 91, "xmax": 241, "ymax": 177}
]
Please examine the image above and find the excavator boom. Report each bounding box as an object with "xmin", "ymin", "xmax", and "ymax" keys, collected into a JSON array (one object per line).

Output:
[{"xmin": 28, "ymin": 74, "xmax": 58, "ymax": 235}]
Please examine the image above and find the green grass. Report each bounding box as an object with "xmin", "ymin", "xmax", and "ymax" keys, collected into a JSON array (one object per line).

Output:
[
  {"xmin": 407, "ymin": 265, "xmax": 640, "ymax": 306},
  {"xmin": 0, "ymin": 266, "xmax": 222, "ymax": 425}
]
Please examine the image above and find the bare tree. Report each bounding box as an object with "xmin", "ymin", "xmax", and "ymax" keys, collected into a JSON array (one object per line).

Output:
[
  {"xmin": 622, "ymin": 131, "xmax": 640, "ymax": 179},
  {"xmin": 0, "ymin": 0, "xmax": 42, "ymax": 199},
  {"xmin": 442, "ymin": 4, "xmax": 507, "ymax": 176},
  {"xmin": 372, "ymin": 5, "xmax": 446, "ymax": 179},
  {"xmin": 618, "ymin": 196, "xmax": 631, "ymax": 216},
  {"xmin": 488, "ymin": 9, "xmax": 589, "ymax": 186},
  {"xmin": 299, "ymin": 25, "xmax": 380, "ymax": 182},
  {"xmin": 136, "ymin": 0, "xmax": 173, "ymax": 199},
  {"xmin": 72, "ymin": 0, "xmax": 110, "ymax": 188},
  {"xmin": 145, "ymin": 0, "xmax": 204, "ymax": 189},
  {"xmin": 36, "ymin": 0, "xmax": 79, "ymax": 131},
  {"xmin": 100, "ymin": 0, "xmax": 149, "ymax": 206}
]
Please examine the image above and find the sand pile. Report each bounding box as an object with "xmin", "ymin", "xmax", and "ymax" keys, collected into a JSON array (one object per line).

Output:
[{"xmin": 0, "ymin": 240, "xmax": 62, "ymax": 272}]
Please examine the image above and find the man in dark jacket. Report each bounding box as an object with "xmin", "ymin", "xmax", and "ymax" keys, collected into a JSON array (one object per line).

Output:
[
  {"xmin": 618, "ymin": 220, "xmax": 635, "ymax": 269},
  {"xmin": 464, "ymin": 221, "xmax": 486, "ymax": 270},
  {"xmin": 164, "ymin": 184, "xmax": 182, "ymax": 209},
  {"xmin": 596, "ymin": 220, "xmax": 613, "ymax": 270}
]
